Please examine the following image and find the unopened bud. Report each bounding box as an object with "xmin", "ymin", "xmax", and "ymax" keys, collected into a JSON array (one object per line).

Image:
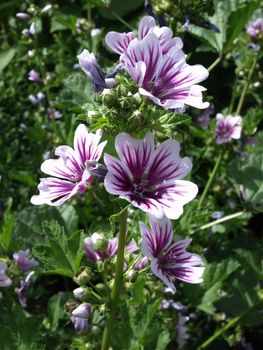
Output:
[
  {"xmin": 64, "ymin": 299, "xmax": 78, "ymax": 314},
  {"xmin": 95, "ymin": 283, "xmax": 106, "ymax": 293},
  {"xmin": 116, "ymin": 84, "xmax": 129, "ymax": 98},
  {"xmin": 73, "ymin": 267, "xmax": 92, "ymax": 286},
  {"xmin": 91, "ymin": 325, "xmax": 101, "ymax": 335},
  {"xmin": 101, "ymin": 89, "xmax": 117, "ymax": 108}
]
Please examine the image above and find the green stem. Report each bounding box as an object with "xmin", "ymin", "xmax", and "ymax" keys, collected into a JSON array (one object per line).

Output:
[
  {"xmin": 197, "ymin": 304, "xmax": 258, "ymax": 350},
  {"xmin": 207, "ymin": 56, "xmax": 222, "ymax": 72},
  {"xmin": 101, "ymin": 209, "xmax": 128, "ymax": 350},
  {"xmin": 197, "ymin": 150, "xmax": 223, "ymax": 210},
  {"xmin": 235, "ymin": 55, "xmax": 257, "ymax": 115},
  {"xmin": 190, "ymin": 211, "xmax": 245, "ymax": 234},
  {"xmin": 110, "ymin": 10, "xmax": 133, "ymax": 31}
]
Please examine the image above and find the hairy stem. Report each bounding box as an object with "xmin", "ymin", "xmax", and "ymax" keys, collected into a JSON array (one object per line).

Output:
[
  {"xmin": 207, "ymin": 56, "xmax": 222, "ymax": 72},
  {"xmin": 235, "ymin": 55, "xmax": 257, "ymax": 115},
  {"xmin": 197, "ymin": 150, "xmax": 223, "ymax": 210},
  {"xmin": 101, "ymin": 208, "xmax": 128, "ymax": 350}
]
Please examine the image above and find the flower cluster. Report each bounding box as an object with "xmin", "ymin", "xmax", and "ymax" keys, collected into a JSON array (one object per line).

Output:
[{"xmin": 106, "ymin": 16, "xmax": 209, "ymax": 110}]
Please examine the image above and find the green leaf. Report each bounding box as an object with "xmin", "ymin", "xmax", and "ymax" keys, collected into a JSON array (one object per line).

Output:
[
  {"xmin": 50, "ymin": 13, "xmax": 77, "ymax": 32},
  {"xmin": 0, "ymin": 48, "xmax": 16, "ymax": 73},
  {"xmin": 229, "ymin": 153, "xmax": 263, "ymax": 210},
  {"xmin": 235, "ymin": 248, "xmax": 263, "ymax": 279},
  {"xmin": 156, "ymin": 331, "xmax": 170, "ymax": 350},
  {"xmin": 0, "ymin": 198, "xmax": 15, "ymax": 251},
  {"xmin": 32, "ymin": 220, "xmax": 84, "ymax": 277},
  {"xmin": 47, "ymin": 293, "xmax": 67, "ymax": 332}
]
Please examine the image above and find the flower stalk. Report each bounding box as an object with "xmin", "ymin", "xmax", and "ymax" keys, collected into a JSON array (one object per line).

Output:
[
  {"xmin": 197, "ymin": 149, "xmax": 223, "ymax": 210},
  {"xmin": 101, "ymin": 208, "xmax": 128, "ymax": 350}
]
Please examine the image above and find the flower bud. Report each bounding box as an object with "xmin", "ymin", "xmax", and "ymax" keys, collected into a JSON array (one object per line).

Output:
[
  {"xmin": 116, "ymin": 84, "xmax": 129, "ymax": 98},
  {"xmin": 73, "ymin": 287, "xmax": 85, "ymax": 299},
  {"xmin": 72, "ymin": 303, "xmax": 92, "ymax": 318},
  {"xmin": 91, "ymin": 325, "xmax": 101, "ymax": 335},
  {"xmin": 64, "ymin": 299, "xmax": 78, "ymax": 314},
  {"xmin": 73, "ymin": 267, "xmax": 92, "ymax": 286},
  {"xmin": 101, "ymin": 89, "xmax": 117, "ymax": 108},
  {"xmin": 95, "ymin": 283, "xmax": 106, "ymax": 293}
]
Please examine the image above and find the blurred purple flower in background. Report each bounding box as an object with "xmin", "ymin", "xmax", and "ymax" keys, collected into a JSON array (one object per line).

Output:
[
  {"xmin": 47, "ymin": 108, "xmax": 62, "ymax": 119},
  {"xmin": 246, "ymin": 18, "xmax": 263, "ymax": 42},
  {"xmin": 0, "ymin": 262, "xmax": 12, "ymax": 298},
  {"xmin": 215, "ymin": 113, "xmax": 242, "ymax": 144},
  {"xmin": 22, "ymin": 22, "xmax": 37, "ymax": 38},
  {"xmin": 16, "ymin": 12, "xmax": 30, "ymax": 20},
  {"xmin": 140, "ymin": 215, "xmax": 204, "ymax": 292},
  {"xmin": 104, "ymin": 132, "xmax": 198, "ymax": 219},
  {"xmin": 13, "ymin": 249, "xmax": 38, "ymax": 272},
  {"xmin": 15, "ymin": 271, "xmax": 35, "ymax": 307},
  {"xmin": 28, "ymin": 69, "xmax": 43, "ymax": 83},
  {"xmin": 31, "ymin": 125, "xmax": 107, "ymax": 206}
]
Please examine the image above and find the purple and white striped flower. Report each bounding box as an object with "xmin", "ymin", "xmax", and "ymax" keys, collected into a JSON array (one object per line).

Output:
[
  {"xmin": 84, "ymin": 233, "xmax": 138, "ymax": 263},
  {"xmin": 215, "ymin": 114, "xmax": 242, "ymax": 144},
  {"xmin": 106, "ymin": 16, "xmax": 183, "ymax": 59},
  {"xmin": 105, "ymin": 16, "xmax": 209, "ymax": 110},
  {"xmin": 13, "ymin": 249, "xmax": 38, "ymax": 272},
  {"xmin": 77, "ymin": 49, "xmax": 115, "ymax": 93},
  {"xmin": 140, "ymin": 215, "xmax": 204, "ymax": 292},
  {"xmin": 31, "ymin": 124, "xmax": 107, "ymax": 206},
  {"xmin": 104, "ymin": 132, "xmax": 198, "ymax": 219}
]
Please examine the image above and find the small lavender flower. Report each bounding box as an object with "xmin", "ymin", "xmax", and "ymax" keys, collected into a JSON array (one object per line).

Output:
[
  {"xmin": 73, "ymin": 287, "xmax": 86, "ymax": 299},
  {"xmin": 13, "ymin": 249, "xmax": 38, "ymax": 272},
  {"xmin": 47, "ymin": 108, "xmax": 62, "ymax": 119},
  {"xmin": 15, "ymin": 271, "xmax": 35, "ymax": 308},
  {"xmin": 77, "ymin": 49, "xmax": 115, "ymax": 93},
  {"xmin": 37, "ymin": 92, "xmax": 45, "ymax": 103},
  {"xmin": 140, "ymin": 215, "xmax": 204, "ymax": 292},
  {"xmin": 31, "ymin": 125, "xmax": 107, "ymax": 206},
  {"xmin": 246, "ymin": 18, "xmax": 263, "ymax": 42},
  {"xmin": 161, "ymin": 299, "xmax": 173, "ymax": 310},
  {"xmin": 0, "ymin": 262, "xmax": 12, "ymax": 288},
  {"xmin": 177, "ymin": 315, "xmax": 190, "ymax": 349},
  {"xmin": 211, "ymin": 211, "xmax": 224, "ymax": 219},
  {"xmin": 84, "ymin": 234, "xmax": 138, "ymax": 263},
  {"xmin": 196, "ymin": 104, "xmax": 214, "ymax": 129},
  {"xmin": 22, "ymin": 22, "xmax": 37, "ymax": 38},
  {"xmin": 215, "ymin": 113, "xmax": 242, "ymax": 144},
  {"xmin": 28, "ymin": 69, "xmax": 43, "ymax": 83},
  {"xmin": 16, "ymin": 12, "xmax": 30, "ymax": 20},
  {"xmin": 28, "ymin": 94, "xmax": 38, "ymax": 104},
  {"xmin": 104, "ymin": 132, "xmax": 198, "ymax": 219}
]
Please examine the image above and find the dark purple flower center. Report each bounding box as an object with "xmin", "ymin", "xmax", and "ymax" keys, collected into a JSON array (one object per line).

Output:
[{"xmin": 132, "ymin": 178, "xmax": 152, "ymax": 198}]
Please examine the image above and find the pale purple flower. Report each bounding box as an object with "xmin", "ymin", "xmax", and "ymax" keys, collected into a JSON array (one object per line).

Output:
[
  {"xmin": 71, "ymin": 303, "xmax": 92, "ymax": 333},
  {"xmin": 0, "ymin": 262, "xmax": 12, "ymax": 288},
  {"xmin": 16, "ymin": 12, "xmax": 30, "ymax": 20},
  {"xmin": 13, "ymin": 249, "xmax": 38, "ymax": 272},
  {"xmin": 215, "ymin": 113, "xmax": 242, "ymax": 144},
  {"xmin": 72, "ymin": 303, "xmax": 92, "ymax": 318},
  {"xmin": 41, "ymin": 4, "xmax": 52, "ymax": 14},
  {"xmin": 104, "ymin": 132, "xmax": 198, "ymax": 219},
  {"xmin": 105, "ymin": 16, "xmax": 209, "ymax": 110},
  {"xmin": 140, "ymin": 215, "xmax": 204, "ymax": 292},
  {"xmin": 84, "ymin": 233, "xmax": 138, "ymax": 263},
  {"xmin": 15, "ymin": 271, "xmax": 35, "ymax": 308},
  {"xmin": 47, "ymin": 108, "xmax": 62, "ymax": 119},
  {"xmin": 71, "ymin": 316, "xmax": 88, "ymax": 332},
  {"xmin": 211, "ymin": 211, "xmax": 224, "ymax": 219},
  {"xmin": 73, "ymin": 287, "xmax": 86, "ymax": 299},
  {"xmin": 31, "ymin": 124, "xmax": 107, "ymax": 206},
  {"xmin": 29, "ymin": 92, "xmax": 45, "ymax": 104},
  {"xmin": 77, "ymin": 49, "xmax": 115, "ymax": 93},
  {"xmin": 246, "ymin": 18, "xmax": 263, "ymax": 42},
  {"xmin": 177, "ymin": 315, "xmax": 190, "ymax": 349},
  {"xmin": 28, "ymin": 94, "xmax": 38, "ymax": 104},
  {"xmin": 28, "ymin": 69, "xmax": 43, "ymax": 83}
]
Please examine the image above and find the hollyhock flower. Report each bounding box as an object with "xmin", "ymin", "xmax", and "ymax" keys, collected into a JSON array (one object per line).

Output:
[
  {"xmin": 177, "ymin": 315, "xmax": 190, "ymax": 349},
  {"xmin": 105, "ymin": 16, "xmax": 208, "ymax": 110},
  {"xmin": 133, "ymin": 256, "xmax": 149, "ymax": 271},
  {"xmin": 31, "ymin": 124, "xmax": 107, "ymax": 206},
  {"xmin": 71, "ymin": 316, "xmax": 88, "ymax": 332},
  {"xmin": 72, "ymin": 303, "xmax": 92, "ymax": 318},
  {"xmin": 28, "ymin": 69, "xmax": 43, "ymax": 83},
  {"xmin": 77, "ymin": 49, "xmax": 115, "ymax": 93},
  {"xmin": 215, "ymin": 114, "xmax": 242, "ymax": 144},
  {"xmin": 140, "ymin": 215, "xmax": 204, "ymax": 292},
  {"xmin": 22, "ymin": 22, "xmax": 37, "ymax": 38},
  {"xmin": 84, "ymin": 233, "xmax": 138, "ymax": 263},
  {"xmin": 104, "ymin": 132, "xmax": 198, "ymax": 219},
  {"xmin": 73, "ymin": 287, "xmax": 86, "ymax": 299},
  {"xmin": 13, "ymin": 249, "xmax": 38, "ymax": 272},
  {"xmin": 246, "ymin": 18, "xmax": 263, "ymax": 42},
  {"xmin": 16, "ymin": 12, "xmax": 30, "ymax": 20}
]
